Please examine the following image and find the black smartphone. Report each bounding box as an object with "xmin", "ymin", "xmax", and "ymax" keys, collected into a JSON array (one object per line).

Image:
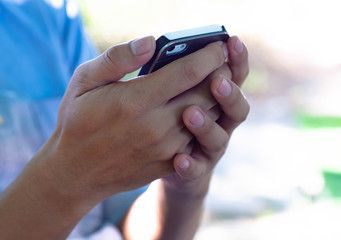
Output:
[{"xmin": 138, "ymin": 24, "xmax": 229, "ymax": 76}]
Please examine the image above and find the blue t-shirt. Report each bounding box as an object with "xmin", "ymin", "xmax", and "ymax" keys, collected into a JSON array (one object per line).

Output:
[
  {"xmin": 0, "ymin": 1, "xmax": 146, "ymax": 238},
  {"xmin": 0, "ymin": 0, "xmax": 97, "ymax": 99}
]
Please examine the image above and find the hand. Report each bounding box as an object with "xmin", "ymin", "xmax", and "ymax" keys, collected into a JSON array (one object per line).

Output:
[
  {"xmin": 163, "ymin": 36, "xmax": 250, "ymax": 197},
  {"xmin": 0, "ymin": 36, "xmax": 228, "ymax": 240},
  {"xmin": 41, "ymin": 36, "xmax": 229, "ymax": 206}
]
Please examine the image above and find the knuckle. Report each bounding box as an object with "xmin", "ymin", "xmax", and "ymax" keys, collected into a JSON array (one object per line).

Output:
[
  {"xmin": 101, "ymin": 47, "xmax": 124, "ymax": 78},
  {"xmin": 114, "ymin": 92, "xmax": 143, "ymax": 120},
  {"xmin": 233, "ymin": 65, "xmax": 249, "ymax": 86},
  {"xmin": 104, "ymin": 46, "xmax": 118, "ymax": 66},
  {"xmin": 235, "ymin": 112, "xmax": 247, "ymax": 124},
  {"xmin": 120, "ymin": 101, "xmax": 143, "ymax": 120},
  {"xmin": 158, "ymin": 147, "xmax": 176, "ymax": 161},
  {"xmin": 73, "ymin": 62, "xmax": 86, "ymax": 77},
  {"xmin": 242, "ymin": 63, "xmax": 250, "ymax": 80},
  {"xmin": 220, "ymin": 64, "xmax": 232, "ymax": 78},
  {"xmin": 146, "ymin": 128, "xmax": 166, "ymax": 147},
  {"xmin": 240, "ymin": 100, "xmax": 251, "ymax": 122},
  {"xmin": 208, "ymin": 64, "xmax": 231, "ymax": 82},
  {"xmin": 73, "ymin": 63, "xmax": 89, "ymax": 83},
  {"xmin": 211, "ymin": 132, "xmax": 228, "ymax": 153},
  {"xmin": 115, "ymin": 86, "xmax": 149, "ymax": 120},
  {"xmin": 198, "ymin": 120, "xmax": 228, "ymax": 154},
  {"xmin": 183, "ymin": 60, "xmax": 201, "ymax": 84},
  {"xmin": 232, "ymin": 98, "xmax": 250, "ymax": 123},
  {"xmin": 70, "ymin": 63, "xmax": 93, "ymax": 96}
]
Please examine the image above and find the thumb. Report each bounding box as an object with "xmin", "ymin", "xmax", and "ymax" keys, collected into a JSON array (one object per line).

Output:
[{"xmin": 70, "ymin": 36, "xmax": 156, "ymax": 96}]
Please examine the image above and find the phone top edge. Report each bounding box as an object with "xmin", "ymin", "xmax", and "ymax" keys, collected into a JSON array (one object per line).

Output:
[
  {"xmin": 143, "ymin": 31, "xmax": 228, "ymax": 75},
  {"xmin": 138, "ymin": 25, "xmax": 229, "ymax": 76},
  {"xmin": 161, "ymin": 31, "xmax": 229, "ymax": 47},
  {"xmin": 163, "ymin": 24, "xmax": 226, "ymax": 40}
]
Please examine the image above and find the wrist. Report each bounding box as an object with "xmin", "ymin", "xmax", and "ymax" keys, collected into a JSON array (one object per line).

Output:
[
  {"xmin": 18, "ymin": 131, "xmax": 99, "ymax": 226},
  {"xmin": 161, "ymin": 174, "xmax": 212, "ymax": 203},
  {"xmin": 0, "ymin": 140, "xmax": 88, "ymax": 239},
  {"xmin": 152, "ymin": 180, "xmax": 206, "ymax": 240},
  {"xmin": 31, "ymin": 131, "xmax": 102, "ymax": 217}
]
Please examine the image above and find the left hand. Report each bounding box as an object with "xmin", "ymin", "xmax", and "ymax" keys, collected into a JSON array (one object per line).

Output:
[{"xmin": 163, "ymin": 36, "xmax": 250, "ymax": 197}]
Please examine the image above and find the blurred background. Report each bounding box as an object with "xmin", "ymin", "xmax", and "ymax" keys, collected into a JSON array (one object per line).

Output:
[{"xmin": 79, "ymin": 0, "xmax": 341, "ymax": 239}]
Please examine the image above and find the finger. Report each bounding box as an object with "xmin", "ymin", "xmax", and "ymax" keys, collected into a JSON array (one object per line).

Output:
[
  {"xmin": 182, "ymin": 105, "xmax": 228, "ymax": 161},
  {"xmin": 173, "ymin": 153, "xmax": 206, "ymax": 182},
  {"xmin": 206, "ymin": 61, "xmax": 232, "ymax": 82},
  {"xmin": 149, "ymin": 160, "xmax": 175, "ymax": 180},
  {"xmin": 183, "ymin": 140, "xmax": 195, "ymax": 156},
  {"xmin": 154, "ymin": 126, "xmax": 194, "ymax": 161},
  {"xmin": 227, "ymin": 36, "xmax": 249, "ymax": 87},
  {"xmin": 206, "ymin": 105, "xmax": 222, "ymax": 122},
  {"xmin": 132, "ymin": 41, "xmax": 228, "ymax": 107},
  {"xmin": 172, "ymin": 129, "xmax": 195, "ymax": 155},
  {"xmin": 169, "ymin": 63, "xmax": 233, "ymax": 113},
  {"xmin": 211, "ymin": 75, "xmax": 250, "ymax": 133},
  {"xmin": 167, "ymin": 76, "xmax": 216, "ymax": 114},
  {"xmin": 70, "ymin": 36, "xmax": 156, "ymax": 96}
]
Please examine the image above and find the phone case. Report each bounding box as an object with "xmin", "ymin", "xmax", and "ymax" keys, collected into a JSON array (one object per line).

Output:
[{"xmin": 138, "ymin": 25, "xmax": 229, "ymax": 75}]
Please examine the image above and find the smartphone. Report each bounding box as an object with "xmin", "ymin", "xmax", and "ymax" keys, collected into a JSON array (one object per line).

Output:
[{"xmin": 138, "ymin": 24, "xmax": 229, "ymax": 75}]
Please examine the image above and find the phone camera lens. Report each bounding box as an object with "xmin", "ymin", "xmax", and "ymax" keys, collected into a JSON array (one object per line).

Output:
[{"xmin": 167, "ymin": 46, "xmax": 175, "ymax": 52}]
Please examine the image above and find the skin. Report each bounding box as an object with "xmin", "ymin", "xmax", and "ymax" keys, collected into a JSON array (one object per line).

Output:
[
  {"xmin": 0, "ymin": 35, "xmax": 249, "ymax": 240},
  {"xmin": 121, "ymin": 36, "xmax": 250, "ymax": 240}
]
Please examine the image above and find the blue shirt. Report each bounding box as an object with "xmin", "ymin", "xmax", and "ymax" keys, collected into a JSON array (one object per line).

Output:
[
  {"xmin": 0, "ymin": 0, "xmax": 97, "ymax": 99},
  {"xmin": 0, "ymin": 1, "xmax": 146, "ymax": 238}
]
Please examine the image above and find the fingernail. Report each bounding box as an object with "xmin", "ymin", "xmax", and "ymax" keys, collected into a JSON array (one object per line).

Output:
[
  {"xmin": 217, "ymin": 78, "xmax": 232, "ymax": 97},
  {"xmin": 189, "ymin": 109, "xmax": 204, "ymax": 127},
  {"xmin": 222, "ymin": 43, "xmax": 228, "ymax": 59},
  {"xmin": 234, "ymin": 37, "xmax": 244, "ymax": 54},
  {"xmin": 178, "ymin": 157, "xmax": 190, "ymax": 171},
  {"xmin": 130, "ymin": 36, "xmax": 153, "ymax": 56}
]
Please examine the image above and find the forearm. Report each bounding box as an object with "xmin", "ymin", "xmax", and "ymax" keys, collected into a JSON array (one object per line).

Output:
[
  {"xmin": 156, "ymin": 179, "xmax": 206, "ymax": 240},
  {"xmin": 121, "ymin": 179, "xmax": 207, "ymax": 240},
  {"xmin": 0, "ymin": 138, "xmax": 91, "ymax": 240}
]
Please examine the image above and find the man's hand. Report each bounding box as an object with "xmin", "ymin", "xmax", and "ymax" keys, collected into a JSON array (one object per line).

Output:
[
  {"xmin": 121, "ymin": 36, "xmax": 250, "ymax": 240},
  {"xmin": 163, "ymin": 36, "xmax": 250, "ymax": 196},
  {"xmin": 0, "ymin": 35, "xmax": 228, "ymax": 240},
  {"xmin": 53, "ymin": 37, "xmax": 228, "ymax": 203}
]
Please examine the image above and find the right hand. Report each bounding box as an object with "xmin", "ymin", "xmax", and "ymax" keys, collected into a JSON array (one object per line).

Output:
[{"xmin": 38, "ymin": 36, "xmax": 227, "ymax": 208}]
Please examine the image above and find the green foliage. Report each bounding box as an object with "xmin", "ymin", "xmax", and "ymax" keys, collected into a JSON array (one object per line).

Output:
[{"xmin": 295, "ymin": 113, "xmax": 341, "ymax": 129}]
